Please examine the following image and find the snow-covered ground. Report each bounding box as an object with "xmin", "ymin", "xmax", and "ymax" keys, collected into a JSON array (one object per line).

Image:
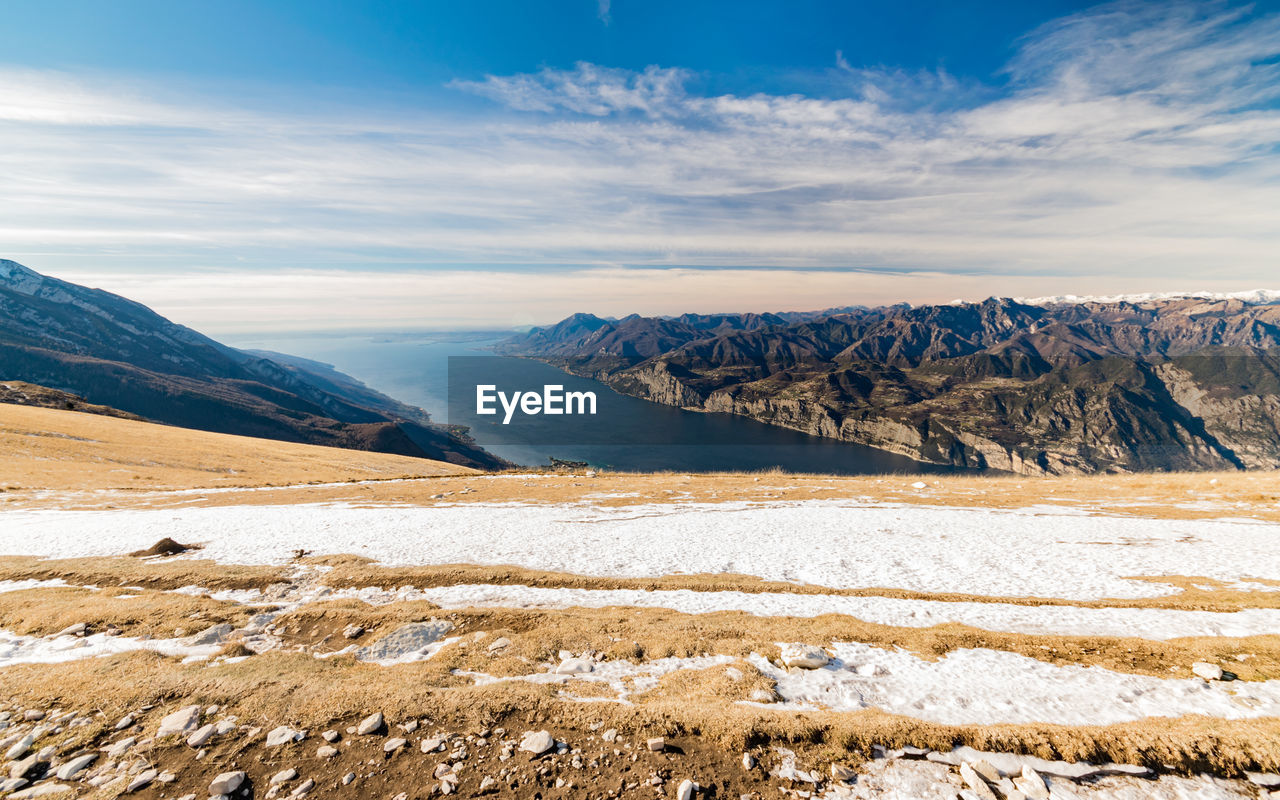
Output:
[
  {"xmin": 4, "ymin": 500, "xmax": 1279, "ymax": 600},
  {"xmin": 0, "ymin": 629, "xmax": 225, "ymax": 667},
  {"xmin": 329, "ymin": 583, "xmax": 1280, "ymax": 639},
  {"xmin": 753, "ymin": 642, "xmax": 1279, "ymax": 725}
]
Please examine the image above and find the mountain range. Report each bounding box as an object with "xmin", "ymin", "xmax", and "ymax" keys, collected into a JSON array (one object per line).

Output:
[
  {"xmin": 499, "ymin": 297, "xmax": 1280, "ymax": 474},
  {"xmin": 0, "ymin": 260, "xmax": 505, "ymax": 470}
]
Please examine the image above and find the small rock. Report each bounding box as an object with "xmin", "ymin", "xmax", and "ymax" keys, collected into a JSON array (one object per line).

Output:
[
  {"xmin": 186, "ymin": 623, "xmax": 233, "ymax": 646},
  {"xmin": 487, "ymin": 637, "xmax": 512, "ymax": 653},
  {"xmin": 157, "ymin": 771, "xmax": 177, "ymax": 783},
  {"xmin": 601, "ymin": 728, "xmax": 618, "ymax": 743},
  {"xmin": 342, "ymin": 624, "xmax": 365, "ymax": 639},
  {"xmin": 291, "ymin": 778, "xmax": 315, "ymax": 796},
  {"xmin": 54, "ymin": 753, "xmax": 97, "ymax": 780},
  {"xmin": 479, "ymin": 775, "xmax": 496, "ymax": 793},
  {"xmin": 519, "ymin": 730, "xmax": 555, "ymax": 756},
  {"xmin": 384, "ymin": 737, "xmax": 407, "ymax": 753},
  {"xmin": 1015, "ymin": 766, "xmax": 1050, "ymax": 800},
  {"xmin": 677, "ymin": 779, "xmax": 696, "ymax": 800},
  {"xmin": 341, "ymin": 773, "xmax": 355, "ymax": 786},
  {"xmin": 1247, "ymin": 773, "xmax": 1280, "ymax": 789},
  {"xmin": 316, "ymin": 745, "xmax": 338, "ymax": 759},
  {"xmin": 830, "ymin": 763, "xmax": 856, "ymax": 782},
  {"xmin": 356, "ymin": 712, "xmax": 384, "ymax": 735},
  {"xmin": 421, "ymin": 737, "xmax": 444, "ymax": 753},
  {"xmin": 22, "ymin": 710, "xmax": 45, "ymax": 722},
  {"xmin": 186, "ymin": 723, "xmax": 216, "ymax": 748},
  {"xmin": 647, "ymin": 737, "xmax": 665, "ymax": 752},
  {"xmin": 114, "ymin": 715, "xmax": 134, "ymax": 731},
  {"xmin": 9, "ymin": 755, "xmax": 39, "ymax": 780},
  {"xmin": 208, "ymin": 770, "xmax": 246, "ymax": 796},
  {"xmin": 126, "ymin": 769, "xmax": 157, "ymax": 793},
  {"xmin": 266, "ymin": 726, "xmax": 304, "ymax": 746},
  {"xmin": 742, "ymin": 753, "xmax": 756, "ymax": 770},
  {"xmin": 270, "ymin": 768, "xmax": 297, "ymax": 784},
  {"xmin": 779, "ymin": 644, "xmax": 829, "ymax": 670},
  {"xmin": 156, "ymin": 705, "xmax": 202, "ymax": 738},
  {"xmin": 555, "ymin": 658, "xmax": 594, "ymax": 674},
  {"xmin": 5, "ymin": 734, "xmax": 33, "ymax": 760},
  {"xmin": 969, "ymin": 760, "xmax": 1001, "ymax": 783},
  {"xmin": 1192, "ymin": 661, "xmax": 1224, "ymax": 681},
  {"xmin": 321, "ymin": 730, "xmax": 339, "ymax": 742},
  {"xmin": 959, "ymin": 763, "xmax": 998, "ymax": 800},
  {"xmin": 106, "ymin": 736, "xmax": 137, "ymax": 757},
  {"xmin": 11, "ymin": 783, "xmax": 73, "ymax": 798}
]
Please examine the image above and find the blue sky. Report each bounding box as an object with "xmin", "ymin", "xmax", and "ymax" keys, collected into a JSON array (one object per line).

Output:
[{"xmin": 1, "ymin": 1, "xmax": 1279, "ymax": 331}]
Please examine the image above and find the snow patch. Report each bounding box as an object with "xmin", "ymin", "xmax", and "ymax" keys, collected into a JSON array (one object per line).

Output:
[
  {"xmin": 4, "ymin": 501, "xmax": 1279, "ymax": 600},
  {"xmin": 751, "ymin": 642, "xmax": 1280, "ymax": 726}
]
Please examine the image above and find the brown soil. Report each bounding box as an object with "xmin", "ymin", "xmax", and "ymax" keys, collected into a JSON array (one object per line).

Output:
[{"xmin": 129, "ymin": 537, "xmax": 202, "ymax": 557}]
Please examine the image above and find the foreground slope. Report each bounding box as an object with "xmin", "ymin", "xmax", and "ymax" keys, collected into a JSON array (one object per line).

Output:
[
  {"xmin": 0, "ymin": 403, "xmax": 473, "ymax": 492},
  {"xmin": 0, "ymin": 259, "xmax": 505, "ymax": 469},
  {"xmin": 500, "ymin": 297, "xmax": 1280, "ymax": 475},
  {"xmin": 0, "ymin": 420, "xmax": 1276, "ymax": 798}
]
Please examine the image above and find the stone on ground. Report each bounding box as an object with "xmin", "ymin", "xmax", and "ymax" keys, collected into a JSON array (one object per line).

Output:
[
  {"xmin": 208, "ymin": 771, "xmax": 245, "ymax": 795},
  {"xmin": 356, "ymin": 712, "xmax": 384, "ymax": 735},
  {"xmin": 519, "ymin": 730, "xmax": 555, "ymax": 756}
]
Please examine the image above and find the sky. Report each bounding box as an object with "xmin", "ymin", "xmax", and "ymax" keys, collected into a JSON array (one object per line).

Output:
[{"xmin": 2, "ymin": 0, "xmax": 1279, "ymax": 333}]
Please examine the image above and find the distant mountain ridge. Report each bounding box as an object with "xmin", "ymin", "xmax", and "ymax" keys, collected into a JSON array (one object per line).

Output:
[
  {"xmin": 0, "ymin": 260, "xmax": 505, "ymax": 469},
  {"xmin": 500, "ymin": 296, "xmax": 1280, "ymax": 474}
]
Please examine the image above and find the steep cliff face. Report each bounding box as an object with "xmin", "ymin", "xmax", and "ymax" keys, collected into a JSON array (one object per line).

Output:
[{"xmin": 508, "ymin": 297, "xmax": 1280, "ymax": 475}]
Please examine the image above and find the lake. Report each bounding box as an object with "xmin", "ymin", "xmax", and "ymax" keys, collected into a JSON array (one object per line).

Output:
[{"xmin": 230, "ymin": 331, "xmax": 948, "ymax": 475}]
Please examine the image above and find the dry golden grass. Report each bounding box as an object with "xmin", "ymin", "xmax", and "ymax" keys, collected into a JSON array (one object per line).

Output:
[
  {"xmin": 0, "ymin": 402, "xmax": 1277, "ymax": 526},
  {"xmin": 268, "ymin": 601, "xmax": 1280, "ymax": 682},
  {"xmin": 0, "ymin": 555, "xmax": 282, "ymax": 591},
  {"xmin": 0, "ymin": 586, "xmax": 253, "ymax": 637},
  {"xmin": 0, "ymin": 402, "xmax": 472, "ymax": 493}
]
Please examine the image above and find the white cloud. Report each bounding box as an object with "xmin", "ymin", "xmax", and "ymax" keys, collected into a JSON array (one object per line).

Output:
[
  {"xmin": 57, "ymin": 266, "xmax": 1266, "ymax": 336},
  {"xmin": 2, "ymin": 2, "xmax": 1280, "ymax": 331}
]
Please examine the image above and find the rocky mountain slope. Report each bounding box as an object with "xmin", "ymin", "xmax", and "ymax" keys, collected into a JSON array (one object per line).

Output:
[
  {"xmin": 0, "ymin": 260, "xmax": 505, "ymax": 469},
  {"xmin": 0, "ymin": 380, "xmax": 144, "ymax": 421},
  {"xmin": 499, "ymin": 297, "xmax": 1280, "ymax": 474}
]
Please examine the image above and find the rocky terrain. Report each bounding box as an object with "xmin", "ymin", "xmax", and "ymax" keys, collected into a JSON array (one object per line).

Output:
[
  {"xmin": 0, "ymin": 406, "xmax": 1277, "ymax": 799},
  {"xmin": 0, "ymin": 259, "xmax": 505, "ymax": 470},
  {"xmin": 499, "ymin": 297, "xmax": 1280, "ymax": 475}
]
